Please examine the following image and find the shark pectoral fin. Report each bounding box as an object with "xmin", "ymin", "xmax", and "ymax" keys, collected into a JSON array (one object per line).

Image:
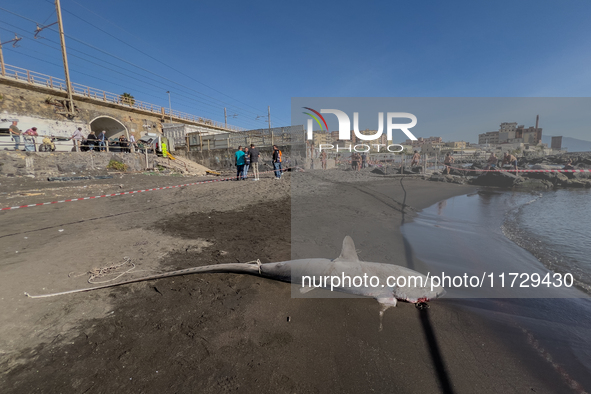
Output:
[
  {"xmin": 333, "ymin": 236, "xmax": 360, "ymax": 262},
  {"xmin": 299, "ymin": 286, "xmax": 316, "ymax": 294},
  {"xmin": 377, "ymin": 298, "xmax": 397, "ymax": 332}
]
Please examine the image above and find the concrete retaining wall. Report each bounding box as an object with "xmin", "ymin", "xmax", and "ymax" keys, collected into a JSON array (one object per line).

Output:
[
  {"xmin": 0, "ymin": 151, "xmax": 149, "ymax": 178},
  {"xmin": 174, "ymin": 144, "xmax": 308, "ymax": 171}
]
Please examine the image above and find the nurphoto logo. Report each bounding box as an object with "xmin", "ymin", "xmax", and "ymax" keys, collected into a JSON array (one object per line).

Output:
[
  {"xmin": 303, "ymin": 107, "xmax": 418, "ymax": 141},
  {"xmin": 303, "ymin": 107, "xmax": 418, "ymax": 153}
]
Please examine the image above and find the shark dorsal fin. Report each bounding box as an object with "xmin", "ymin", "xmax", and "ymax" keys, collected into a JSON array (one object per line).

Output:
[{"xmin": 334, "ymin": 236, "xmax": 359, "ymax": 262}]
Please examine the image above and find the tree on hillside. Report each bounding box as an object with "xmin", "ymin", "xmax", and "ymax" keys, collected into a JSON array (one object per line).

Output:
[{"xmin": 120, "ymin": 92, "xmax": 135, "ymax": 106}]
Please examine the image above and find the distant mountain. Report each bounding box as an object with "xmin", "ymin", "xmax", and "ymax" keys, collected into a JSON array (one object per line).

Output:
[{"xmin": 542, "ymin": 136, "xmax": 591, "ymax": 152}]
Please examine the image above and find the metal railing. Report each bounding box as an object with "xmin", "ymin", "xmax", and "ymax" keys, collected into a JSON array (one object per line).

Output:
[
  {"xmin": 186, "ymin": 125, "xmax": 306, "ymax": 151},
  {"xmin": 0, "ymin": 63, "xmax": 244, "ymax": 132}
]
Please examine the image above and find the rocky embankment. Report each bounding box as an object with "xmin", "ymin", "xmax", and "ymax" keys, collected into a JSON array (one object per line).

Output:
[{"xmin": 429, "ymin": 152, "xmax": 591, "ymax": 189}]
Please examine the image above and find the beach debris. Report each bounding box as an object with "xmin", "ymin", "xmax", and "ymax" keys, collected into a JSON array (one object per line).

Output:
[{"xmin": 24, "ymin": 237, "xmax": 446, "ymax": 330}]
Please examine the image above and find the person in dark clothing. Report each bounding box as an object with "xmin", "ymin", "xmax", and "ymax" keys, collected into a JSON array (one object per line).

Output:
[
  {"xmin": 249, "ymin": 143, "xmax": 261, "ymax": 180},
  {"xmin": 119, "ymin": 135, "xmax": 130, "ymax": 153},
  {"xmin": 272, "ymin": 145, "xmax": 282, "ymax": 179},
  {"xmin": 86, "ymin": 131, "xmax": 98, "ymax": 151},
  {"xmin": 243, "ymin": 147, "xmax": 250, "ymax": 179}
]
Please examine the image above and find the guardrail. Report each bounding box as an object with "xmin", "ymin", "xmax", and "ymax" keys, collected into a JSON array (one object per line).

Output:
[
  {"xmin": 1, "ymin": 63, "xmax": 245, "ymax": 132},
  {"xmin": 0, "ymin": 135, "xmax": 149, "ymax": 153}
]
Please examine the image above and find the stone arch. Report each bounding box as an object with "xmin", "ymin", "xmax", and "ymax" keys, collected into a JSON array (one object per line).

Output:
[{"xmin": 89, "ymin": 116, "xmax": 128, "ymax": 140}]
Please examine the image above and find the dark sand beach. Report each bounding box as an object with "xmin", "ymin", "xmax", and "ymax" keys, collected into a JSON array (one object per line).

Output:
[{"xmin": 0, "ymin": 169, "xmax": 581, "ymax": 393}]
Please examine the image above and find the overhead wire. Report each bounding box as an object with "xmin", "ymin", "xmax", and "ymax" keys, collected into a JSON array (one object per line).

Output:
[
  {"xmin": 65, "ymin": 0, "xmax": 290, "ymax": 124},
  {"xmin": 47, "ymin": 0, "xmax": 284, "ymax": 123},
  {"xmin": 0, "ymin": 5, "xmax": 282, "ymax": 127},
  {"xmin": 0, "ymin": 21, "xmax": 266, "ymax": 128}
]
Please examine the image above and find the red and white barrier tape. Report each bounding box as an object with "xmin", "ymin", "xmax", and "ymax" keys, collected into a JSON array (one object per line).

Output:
[
  {"xmin": 0, "ymin": 167, "xmax": 295, "ymax": 212},
  {"xmin": 449, "ymin": 167, "xmax": 591, "ymax": 173}
]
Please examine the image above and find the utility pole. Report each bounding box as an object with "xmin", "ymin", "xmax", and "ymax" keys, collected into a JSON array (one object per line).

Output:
[
  {"xmin": 166, "ymin": 91, "xmax": 172, "ymax": 123},
  {"xmin": 224, "ymin": 107, "xmax": 227, "ymax": 129},
  {"xmin": 55, "ymin": 0, "xmax": 75, "ymax": 115},
  {"xmin": 268, "ymin": 106, "xmax": 273, "ymax": 145},
  {"xmin": 1, "ymin": 33, "xmax": 24, "ymax": 77},
  {"xmin": 0, "ymin": 34, "xmax": 5, "ymax": 77}
]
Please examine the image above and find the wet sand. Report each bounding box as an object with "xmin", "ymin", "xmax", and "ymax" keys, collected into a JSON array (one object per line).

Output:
[{"xmin": 0, "ymin": 169, "xmax": 576, "ymax": 393}]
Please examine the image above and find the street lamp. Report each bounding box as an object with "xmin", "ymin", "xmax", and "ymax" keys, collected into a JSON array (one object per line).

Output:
[{"xmin": 166, "ymin": 91, "xmax": 172, "ymax": 123}]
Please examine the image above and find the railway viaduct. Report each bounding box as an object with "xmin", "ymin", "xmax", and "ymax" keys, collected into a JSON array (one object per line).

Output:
[{"xmin": 0, "ymin": 64, "xmax": 239, "ymax": 142}]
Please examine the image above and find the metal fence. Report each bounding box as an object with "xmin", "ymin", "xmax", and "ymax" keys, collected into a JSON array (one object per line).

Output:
[
  {"xmin": 1, "ymin": 63, "xmax": 244, "ymax": 132},
  {"xmin": 187, "ymin": 125, "xmax": 306, "ymax": 151}
]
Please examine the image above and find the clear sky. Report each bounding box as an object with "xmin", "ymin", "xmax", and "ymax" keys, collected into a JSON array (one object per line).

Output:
[{"xmin": 1, "ymin": 0, "xmax": 590, "ymax": 140}]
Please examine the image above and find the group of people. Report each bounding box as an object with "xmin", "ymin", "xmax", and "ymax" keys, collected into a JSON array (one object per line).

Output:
[
  {"xmin": 350, "ymin": 152, "xmax": 367, "ymax": 171},
  {"xmin": 485, "ymin": 152, "xmax": 518, "ymax": 171},
  {"xmin": 234, "ymin": 143, "xmax": 261, "ymax": 180},
  {"xmin": 6, "ymin": 121, "xmax": 137, "ymax": 153},
  {"xmin": 8, "ymin": 120, "xmax": 48, "ymax": 152},
  {"xmin": 234, "ymin": 144, "xmax": 284, "ymax": 180},
  {"xmin": 72, "ymin": 128, "xmax": 136, "ymax": 153}
]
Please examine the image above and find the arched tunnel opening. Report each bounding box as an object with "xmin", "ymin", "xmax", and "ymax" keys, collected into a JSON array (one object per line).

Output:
[{"xmin": 89, "ymin": 116, "xmax": 128, "ymax": 140}]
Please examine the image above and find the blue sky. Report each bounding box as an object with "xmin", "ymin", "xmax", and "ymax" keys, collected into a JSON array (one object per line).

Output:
[{"xmin": 1, "ymin": 0, "xmax": 590, "ymax": 139}]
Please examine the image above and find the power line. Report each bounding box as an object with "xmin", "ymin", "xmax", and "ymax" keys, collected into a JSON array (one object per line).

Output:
[
  {"xmin": 63, "ymin": 0, "xmax": 289, "ymax": 123},
  {"xmin": 2, "ymin": 33, "xmax": 264, "ymax": 127},
  {"xmin": 1, "ymin": 35, "xmax": 259, "ymax": 127},
  {"xmin": 0, "ymin": 7, "xmax": 275, "ymax": 126},
  {"xmin": 45, "ymin": 0, "xmax": 278, "ymax": 120},
  {"xmin": 0, "ymin": 7, "xmax": 278, "ymax": 128}
]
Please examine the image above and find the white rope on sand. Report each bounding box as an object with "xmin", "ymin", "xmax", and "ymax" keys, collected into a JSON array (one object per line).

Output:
[
  {"xmin": 67, "ymin": 256, "xmax": 137, "ymax": 284},
  {"xmin": 25, "ymin": 259, "xmax": 263, "ymax": 299}
]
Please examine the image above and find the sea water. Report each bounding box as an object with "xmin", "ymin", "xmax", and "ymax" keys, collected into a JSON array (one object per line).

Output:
[
  {"xmin": 503, "ymin": 188, "xmax": 591, "ymax": 294},
  {"xmin": 402, "ymin": 188, "xmax": 591, "ymax": 388}
]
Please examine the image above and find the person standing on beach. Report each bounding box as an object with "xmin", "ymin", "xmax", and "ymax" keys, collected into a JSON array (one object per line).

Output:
[
  {"xmin": 411, "ymin": 150, "xmax": 420, "ymax": 167},
  {"xmin": 351, "ymin": 153, "xmax": 358, "ymax": 171},
  {"xmin": 249, "ymin": 143, "xmax": 260, "ymax": 180},
  {"xmin": 321, "ymin": 150, "xmax": 327, "ymax": 170},
  {"xmin": 235, "ymin": 145, "xmax": 246, "ymax": 181},
  {"xmin": 70, "ymin": 127, "xmax": 84, "ymax": 152},
  {"xmin": 361, "ymin": 152, "xmax": 367, "ymax": 169},
  {"xmin": 444, "ymin": 152, "xmax": 454, "ymax": 174},
  {"xmin": 272, "ymin": 145, "xmax": 282, "ymax": 179},
  {"xmin": 243, "ymin": 147, "xmax": 250, "ymax": 180},
  {"xmin": 86, "ymin": 131, "xmax": 98, "ymax": 151},
  {"xmin": 129, "ymin": 133, "xmax": 137, "ymax": 153},
  {"xmin": 23, "ymin": 127, "xmax": 38, "ymax": 152},
  {"xmin": 98, "ymin": 130, "xmax": 107, "ymax": 152},
  {"xmin": 9, "ymin": 121, "xmax": 22, "ymax": 151}
]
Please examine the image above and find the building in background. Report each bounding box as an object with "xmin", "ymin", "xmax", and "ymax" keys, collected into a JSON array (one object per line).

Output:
[
  {"xmin": 403, "ymin": 136, "xmax": 442, "ymax": 147},
  {"xmin": 478, "ymin": 115, "xmax": 542, "ymax": 146},
  {"xmin": 551, "ymin": 136, "xmax": 563, "ymax": 150},
  {"xmin": 478, "ymin": 131, "xmax": 499, "ymax": 145},
  {"xmin": 312, "ymin": 132, "xmax": 332, "ymax": 147}
]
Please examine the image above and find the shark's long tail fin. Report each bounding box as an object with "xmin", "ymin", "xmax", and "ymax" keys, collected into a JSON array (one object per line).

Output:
[
  {"xmin": 25, "ymin": 263, "xmax": 262, "ymax": 298},
  {"xmin": 334, "ymin": 236, "xmax": 360, "ymax": 262}
]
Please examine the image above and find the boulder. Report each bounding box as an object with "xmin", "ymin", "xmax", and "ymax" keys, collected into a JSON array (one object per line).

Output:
[
  {"xmin": 470, "ymin": 171, "xmax": 524, "ymax": 187},
  {"xmin": 429, "ymin": 174, "xmax": 464, "ymax": 184},
  {"xmin": 523, "ymin": 171, "xmax": 568, "ymax": 184},
  {"xmin": 514, "ymin": 179, "xmax": 553, "ymax": 190},
  {"xmin": 563, "ymin": 179, "xmax": 588, "ymax": 188}
]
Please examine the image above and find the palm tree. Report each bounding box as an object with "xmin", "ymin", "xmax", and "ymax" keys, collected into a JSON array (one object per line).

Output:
[{"xmin": 120, "ymin": 92, "xmax": 135, "ymax": 106}]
